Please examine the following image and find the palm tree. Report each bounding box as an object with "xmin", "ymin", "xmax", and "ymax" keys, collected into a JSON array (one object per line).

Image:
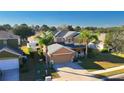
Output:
[
  {"xmin": 79, "ymin": 30, "xmax": 98, "ymax": 58},
  {"xmin": 36, "ymin": 31, "xmax": 53, "ymax": 75}
]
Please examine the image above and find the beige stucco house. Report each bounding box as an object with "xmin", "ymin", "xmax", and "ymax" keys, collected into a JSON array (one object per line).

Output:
[{"xmin": 48, "ymin": 43, "xmax": 75, "ymax": 64}]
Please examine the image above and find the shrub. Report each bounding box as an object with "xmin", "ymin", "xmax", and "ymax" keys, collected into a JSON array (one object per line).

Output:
[
  {"xmin": 88, "ymin": 48, "xmax": 99, "ymax": 58},
  {"xmin": 101, "ymin": 48, "xmax": 109, "ymax": 53}
]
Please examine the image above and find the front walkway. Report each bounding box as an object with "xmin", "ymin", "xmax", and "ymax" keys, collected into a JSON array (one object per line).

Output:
[{"xmin": 52, "ymin": 62, "xmax": 101, "ymax": 81}]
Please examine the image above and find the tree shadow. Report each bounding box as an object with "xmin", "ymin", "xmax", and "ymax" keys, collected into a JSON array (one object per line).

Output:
[
  {"xmin": 94, "ymin": 53, "xmax": 124, "ymax": 63},
  {"xmin": 78, "ymin": 59, "xmax": 105, "ymax": 71},
  {"xmin": 79, "ymin": 53, "xmax": 124, "ymax": 71}
]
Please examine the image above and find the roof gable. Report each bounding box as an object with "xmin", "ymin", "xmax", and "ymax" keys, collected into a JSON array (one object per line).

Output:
[
  {"xmin": 0, "ymin": 47, "xmax": 22, "ymax": 57},
  {"xmin": 48, "ymin": 43, "xmax": 75, "ymax": 54},
  {"xmin": 52, "ymin": 47, "xmax": 75, "ymax": 55}
]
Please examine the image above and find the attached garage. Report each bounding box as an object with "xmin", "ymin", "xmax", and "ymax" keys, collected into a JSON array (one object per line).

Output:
[
  {"xmin": 0, "ymin": 47, "xmax": 22, "ymax": 81},
  {"xmin": 48, "ymin": 44, "xmax": 75, "ymax": 64},
  {"xmin": 0, "ymin": 59, "xmax": 19, "ymax": 81}
]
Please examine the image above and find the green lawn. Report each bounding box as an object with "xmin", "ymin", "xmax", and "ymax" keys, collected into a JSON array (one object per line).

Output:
[
  {"xmin": 97, "ymin": 68, "xmax": 124, "ymax": 77},
  {"xmin": 50, "ymin": 66, "xmax": 60, "ymax": 79},
  {"xmin": 79, "ymin": 53, "xmax": 124, "ymax": 72}
]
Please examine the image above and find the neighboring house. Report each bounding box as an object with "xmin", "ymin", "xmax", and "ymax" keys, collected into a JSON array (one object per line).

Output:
[
  {"xmin": 48, "ymin": 43, "xmax": 75, "ymax": 64},
  {"xmin": 97, "ymin": 33, "xmax": 106, "ymax": 50},
  {"xmin": 27, "ymin": 36, "xmax": 39, "ymax": 52},
  {"xmin": 88, "ymin": 33, "xmax": 106, "ymax": 50},
  {"xmin": 0, "ymin": 31, "xmax": 23, "ymax": 81},
  {"xmin": 54, "ymin": 31, "xmax": 80, "ymax": 44},
  {"xmin": 54, "ymin": 31, "xmax": 85, "ymax": 57},
  {"xmin": 0, "ymin": 31, "xmax": 20, "ymax": 48}
]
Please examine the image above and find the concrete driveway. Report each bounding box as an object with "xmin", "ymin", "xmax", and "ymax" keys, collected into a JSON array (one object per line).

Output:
[{"xmin": 53, "ymin": 62, "xmax": 101, "ymax": 81}]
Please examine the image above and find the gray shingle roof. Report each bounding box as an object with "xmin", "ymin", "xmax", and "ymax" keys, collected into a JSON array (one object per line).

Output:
[
  {"xmin": 55, "ymin": 31, "xmax": 79, "ymax": 38},
  {"xmin": 48, "ymin": 43, "xmax": 75, "ymax": 54},
  {"xmin": 0, "ymin": 31, "xmax": 20, "ymax": 40},
  {"xmin": 63, "ymin": 31, "xmax": 79, "ymax": 38},
  {"xmin": 55, "ymin": 31, "xmax": 67, "ymax": 37}
]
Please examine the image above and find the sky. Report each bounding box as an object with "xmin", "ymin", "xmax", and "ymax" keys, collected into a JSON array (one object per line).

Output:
[{"xmin": 0, "ymin": 11, "xmax": 124, "ymax": 27}]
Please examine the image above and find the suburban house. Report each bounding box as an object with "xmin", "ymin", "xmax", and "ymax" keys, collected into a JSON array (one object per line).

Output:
[
  {"xmin": 54, "ymin": 31, "xmax": 85, "ymax": 57},
  {"xmin": 48, "ymin": 43, "xmax": 75, "ymax": 64},
  {"xmin": 88, "ymin": 33, "xmax": 106, "ymax": 50},
  {"xmin": 97, "ymin": 33, "xmax": 106, "ymax": 50},
  {"xmin": 27, "ymin": 32, "xmax": 42, "ymax": 52},
  {"xmin": 54, "ymin": 31, "xmax": 80, "ymax": 44},
  {"xmin": 0, "ymin": 31, "xmax": 23, "ymax": 81},
  {"xmin": 27, "ymin": 36, "xmax": 39, "ymax": 52}
]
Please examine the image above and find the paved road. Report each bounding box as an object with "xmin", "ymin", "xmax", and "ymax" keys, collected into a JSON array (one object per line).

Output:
[{"xmin": 53, "ymin": 62, "xmax": 101, "ymax": 81}]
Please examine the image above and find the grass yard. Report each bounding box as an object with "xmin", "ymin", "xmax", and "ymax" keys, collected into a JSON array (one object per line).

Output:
[
  {"xmin": 97, "ymin": 68, "xmax": 124, "ymax": 77},
  {"xmin": 51, "ymin": 72, "xmax": 60, "ymax": 79},
  {"xmin": 112, "ymin": 53, "xmax": 124, "ymax": 58},
  {"xmin": 79, "ymin": 53, "xmax": 124, "ymax": 72},
  {"xmin": 51, "ymin": 67, "xmax": 60, "ymax": 79},
  {"xmin": 21, "ymin": 46, "xmax": 30, "ymax": 55}
]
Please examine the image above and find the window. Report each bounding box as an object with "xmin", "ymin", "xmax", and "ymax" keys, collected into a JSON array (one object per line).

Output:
[{"xmin": 3, "ymin": 40, "xmax": 7, "ymax": 45}]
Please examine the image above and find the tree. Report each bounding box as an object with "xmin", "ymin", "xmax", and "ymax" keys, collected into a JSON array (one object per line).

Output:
[
  {"xmin": 36, "ymin": 31, "xmax": 53, "ymax": 75},
  {"xmin": 50, "ymin": 26, "xmax": 57, "ymax": 31},
  {"xmin": 13, "ymin": 24, "xmax": 35, "ymax": 40},
  {"xmin": 3, "ymin": 24, "xmax": 12, "ymax": 31},
  {"xmin": 57, "ymin": 25, "xmax": 68, "ymax": 31},
  {"xmin": 105, "ymin": 30, "xmax": 124, "ymax": 53},
  {"xmin": 75, "ymin": 26, "xmax": 81, "ymax": 31},
  {"xmin": 57, "ymin": 25, "xmax": 74, "ymax": 31},
  {"xmin": 34, "ymin": 25, "xmax": 41, "ymax": 32},
  {"xmin": 85, "ymin": 27, "xmax": 97, "ymax": 31},
  {"xmin": 0, "ymin": 24, "xmax": 12, "ymax": 31},
  {"xmin": 79, "ymin": 30, "xmax": 98, "ymax": 57},
  {"xmin": 41, "ymin": 25, "xmax": 49, "ymax": 31},
  {"xmin": 50, "ymin": 26, "xmax": 57, "ymax": 34},
  {"xmin": 67, "ymin": 25, "xmax": 74, "ymax": 31},
  {"xmin": 0, "ymin": 25, "xmax": 6, "ymax": 31}
]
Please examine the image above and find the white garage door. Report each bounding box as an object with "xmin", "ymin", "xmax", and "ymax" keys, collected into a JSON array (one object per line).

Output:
[{"xmin": 0, "ymin": 58, "xmax": 19, "ymax": 81}]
